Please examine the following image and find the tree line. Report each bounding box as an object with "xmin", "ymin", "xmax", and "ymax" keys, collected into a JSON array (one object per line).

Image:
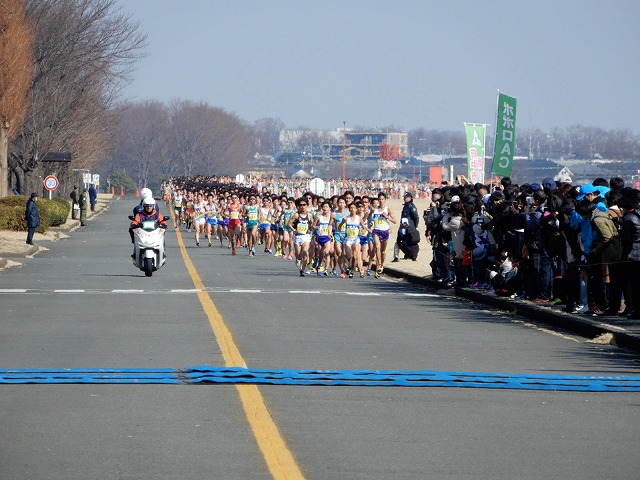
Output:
[{"xmin": 1, "ymin": 0, "xmax": 146, "ymax": 196}]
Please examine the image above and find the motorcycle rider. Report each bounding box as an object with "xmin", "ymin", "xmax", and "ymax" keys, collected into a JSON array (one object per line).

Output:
[
  {"xmin": 130, "ymin": 196, "xmax": 168, "ymax": 269},
  {"xmin": 129, "ymin": 188, "xmax": 160, "ymax": 243},
  {"xmin": 131, "ymin": 197, "xmax": 167, "ymax": 228}
]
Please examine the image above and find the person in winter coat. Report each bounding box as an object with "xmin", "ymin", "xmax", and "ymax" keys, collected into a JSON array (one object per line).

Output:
[
  {"xmin": 396, "ymin": 218, "xmax": 420, "ymax": 261},
  {"xmin": 70, "ymin": 185, "xmax": 79, "ymax": 219},
  {"xmin": 79, "ymin": 187, "xmax": 88, "ymax": 226},
  {"xmin": 442, "ymin": 201, "xmax": 467, "ymax": 285},
  {"xmin": 620, "ymin": 189, "xmax": 640, "ymax": 319},
  {"xmin": 392, "ymin": 191, "xmax": 419, "ymax": 262},
  {"xmin": 589, "ymin": 203, "xmax": 622, "ymax": 316},
  {"xmin": 89, "ymin": 184, "xmax": 98, "ymax": 212},
  {"xmin": 470, "ymin": 217, "xmax": 496, "ymax": 287},
  {"xmin": 25, "ymin": 193, "xmax": 40, "ymax": 245}
]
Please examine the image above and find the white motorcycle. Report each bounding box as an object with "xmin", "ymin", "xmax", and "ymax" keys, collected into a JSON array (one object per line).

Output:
[{"xmin": 129, "ymin": 216, "xmax": 169, "ymax": 276}]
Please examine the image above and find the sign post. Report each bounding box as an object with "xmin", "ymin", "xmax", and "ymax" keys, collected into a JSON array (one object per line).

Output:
[{"xmin": 43, "ymin": 174, "xmax": 59, "ymax": 199}]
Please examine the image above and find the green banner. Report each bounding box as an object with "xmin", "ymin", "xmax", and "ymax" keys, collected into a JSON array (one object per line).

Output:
[
  {"xmin": 464, "ymin": 123, "xmax": 486, "ymax": 184},
  {"xmin": 491, "ymin": 93, "xmax": 517, "ymax": 177}
]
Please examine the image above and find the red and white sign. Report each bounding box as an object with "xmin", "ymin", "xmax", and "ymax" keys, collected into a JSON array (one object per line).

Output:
[{"xmin": 43, "ymin": 175, "xmax": 59, "ymax": 191}]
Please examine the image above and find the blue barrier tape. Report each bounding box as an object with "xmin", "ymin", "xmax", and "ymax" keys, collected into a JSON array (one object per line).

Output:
[{"xmin": 1, "ymin": 367, "xmax": 639, "ymax": 392}]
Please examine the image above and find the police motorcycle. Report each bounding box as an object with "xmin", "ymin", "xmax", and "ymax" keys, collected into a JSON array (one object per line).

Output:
[{"xmin": 129, "ymin": 197, "xmax": 169, "ymax": 277}]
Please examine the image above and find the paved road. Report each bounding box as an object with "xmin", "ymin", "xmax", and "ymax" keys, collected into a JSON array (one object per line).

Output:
[{"xmin": 1, "ymin": 198, "xmax": 639, "ymax": 479}]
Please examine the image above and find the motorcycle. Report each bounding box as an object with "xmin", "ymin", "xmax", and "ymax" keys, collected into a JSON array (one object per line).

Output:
[{"xmin": 128, "ymin": 216, "xmax": 170, "ymax": 276}]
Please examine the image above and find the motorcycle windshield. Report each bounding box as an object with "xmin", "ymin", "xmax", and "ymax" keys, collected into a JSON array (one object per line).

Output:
[{"xmin": 141, "ymin": 220, "xmax": 156, "ymax": 231}]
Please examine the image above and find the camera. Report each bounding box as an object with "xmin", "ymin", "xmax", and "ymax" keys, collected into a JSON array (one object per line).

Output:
[
  {"xmin": 476, "ymin": 217, "xmax": 485, "ymax": 224},
  {"xmin": 526, "ymin": 197, "xmax": 534, "ymax": 206}
]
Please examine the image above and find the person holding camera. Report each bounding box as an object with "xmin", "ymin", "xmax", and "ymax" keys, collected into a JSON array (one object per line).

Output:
[
  {"xmin": 424, "ymin": 189, "xmax": 449, "ymax": 282},
  {"xmin": 470, "ymin": 215, "xmax": 496, "ymax": 287}
]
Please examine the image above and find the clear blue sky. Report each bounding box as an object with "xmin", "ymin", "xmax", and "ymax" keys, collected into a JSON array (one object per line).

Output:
[{"xmin": 117, "ymin": 0, "xmax": 640, "ymax": 133}]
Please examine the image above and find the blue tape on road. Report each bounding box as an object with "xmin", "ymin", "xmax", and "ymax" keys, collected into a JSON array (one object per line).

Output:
[
  {"xmin": 186, "ymin": 366, "xmax": 640, "ymax": 392},
  {"xmin": 0, "ymin": 368, "xmax": 180, "ymax": 384},
  {"xmin": 1, "ymin": 367, "xmax": 639, "ymax": 392}
]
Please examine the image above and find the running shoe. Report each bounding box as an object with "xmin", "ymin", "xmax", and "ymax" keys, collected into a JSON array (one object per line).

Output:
[
  {"xmin": 282, "ymin": 254, "xmax": 287, "ymax": 259},
  {"xmin": 366, "ymin": 269, "xmax": 372, "ymax": 276},
  {"xmin": 232, "ymin": 248, "xmax": 236, "ymax": 256},
  {"xmin": 470, "ymin": 281, "xmax": 482, "ymax": 288},
  {"xmin": 339, "ymin": 272, "xmax": 346, "ymax": 278},
  {"xmin": 299, "ymin": 269, "xmax": 305, "ymax": 277},
  {"xmin": 317, "ymin": 271, "xmax": 323, "ymax": 278},
  {"xmin": 196, "ymin": 241, "xmax": 200, "ymax": 246},
  {"xmin": 572, "ymin": 304, "xmax": 588, "ymax": 314},
  {"xmin": 208, "ymin": 242, "xmax": 212, "ymax": 247}
]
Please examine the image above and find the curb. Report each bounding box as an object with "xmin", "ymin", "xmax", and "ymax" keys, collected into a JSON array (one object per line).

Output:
[{"xmin": 384, "ymin": 267, "xmax": 640, "ymax": 354}]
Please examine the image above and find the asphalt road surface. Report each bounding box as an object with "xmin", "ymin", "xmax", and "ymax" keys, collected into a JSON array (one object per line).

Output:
[{"xmin": 1, "ymin": 198, "xmax": 639, "ymax": 479}]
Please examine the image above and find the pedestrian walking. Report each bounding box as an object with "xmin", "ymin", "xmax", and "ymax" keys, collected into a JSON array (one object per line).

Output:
[{"xmin": 25, "ymin": 193, "xmax": 40, "ymax": 245}]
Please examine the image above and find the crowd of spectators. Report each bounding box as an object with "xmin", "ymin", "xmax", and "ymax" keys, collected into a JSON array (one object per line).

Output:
[{"xmin": 424, "ymin": 176, "xmax": 640, "ymax": 320}]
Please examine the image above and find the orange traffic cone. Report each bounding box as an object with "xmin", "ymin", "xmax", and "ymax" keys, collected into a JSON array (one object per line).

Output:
[
  {"xmin": 111, "ymin": 186, "xmax": 115, "ymax": 194},
  {"xmin": 120, "ymin": 186, "xmax": 124, "ymax": 197},
  {"xmin": 135, "ymin": 187, "xmax": 139, "ymax": 197}
]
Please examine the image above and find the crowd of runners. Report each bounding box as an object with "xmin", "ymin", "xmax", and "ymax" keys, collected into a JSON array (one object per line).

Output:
[{"xmin": 161, "ymin": 177, "xmax": 401, "ymax": 278}]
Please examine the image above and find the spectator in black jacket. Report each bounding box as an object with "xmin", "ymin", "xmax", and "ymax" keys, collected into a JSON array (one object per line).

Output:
[
  {"xmin": 25, "ymin": 193, "xmax": 40, "ymax": 245},
  {"xmin": 392, "ymin": 191, "xmax": 420, "ymax": 262}
]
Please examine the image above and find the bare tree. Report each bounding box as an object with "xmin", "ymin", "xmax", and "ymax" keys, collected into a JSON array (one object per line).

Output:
[
  {"xmin": 113, "ymin": 100, "xmax": 170, "ymax": 188},
  {"xmin": 9, "ymin": 0, "xmax": 146, "ymax": 194},
  {"xmin": 250, "ymin": 117, "xmax": 284, "ymax": 155},
  {"xmin": 168, "ymin": 99, "xmax": 250, "ymax": 176},
  {"xmin": 0, "ymin": 0, "xmax": 33, "ymax": 197}
]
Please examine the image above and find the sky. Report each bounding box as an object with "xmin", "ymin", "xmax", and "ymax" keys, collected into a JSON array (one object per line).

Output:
[{"xmin": 117, "ymin": 0, "xmax": 640, "ymax": 133}]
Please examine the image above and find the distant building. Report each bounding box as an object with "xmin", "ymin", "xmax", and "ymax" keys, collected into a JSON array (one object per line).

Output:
[{"xmin": 323, "ymin": 131, "xmax": 408, "ymax": 162}]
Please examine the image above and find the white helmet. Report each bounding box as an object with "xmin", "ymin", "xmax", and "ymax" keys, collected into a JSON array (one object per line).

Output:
[
  {"xmin": 142, "ymin": 197, "xmax": 156, "ymax": 207},
  {"xmin": 140, "ymin": 187, "xmax": 152, "ymax": 198}
]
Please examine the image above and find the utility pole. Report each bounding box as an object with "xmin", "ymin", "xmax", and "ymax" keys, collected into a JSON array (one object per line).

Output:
[{"xmin": 342, "ymin": 121, "xmax": 346, "ymax": 181}]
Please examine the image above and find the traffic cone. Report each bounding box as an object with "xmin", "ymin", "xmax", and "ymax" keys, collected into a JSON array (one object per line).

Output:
[
  {"xmin": 120, "ymin": 186, "xmax": 124, "ymax": 197},
  {"xmin": 135, "ymin": 187, "xmax": 139, "ymax": 197},
  {"xmin": 111, "ymin": 186, "xmax": 115, "ymax": 194}
]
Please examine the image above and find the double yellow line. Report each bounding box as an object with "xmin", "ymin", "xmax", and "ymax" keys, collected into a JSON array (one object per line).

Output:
[{"xmin": 175, "ymin": 227, "xmax": 305, "ymax": 480}]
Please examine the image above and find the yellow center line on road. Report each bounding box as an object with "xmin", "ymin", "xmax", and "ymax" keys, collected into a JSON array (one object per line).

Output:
[{"xmin": 175, "ymin": 226, "xmax": 306, "ymax": 480}]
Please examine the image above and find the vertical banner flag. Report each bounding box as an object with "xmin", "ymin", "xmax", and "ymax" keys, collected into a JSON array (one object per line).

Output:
[
  {"xmin": 491, "ymin": 92, "xmax": 517, "ymax": 177},
  {"xmin": 464, "ymin": 123, "xmax": 486, "ymax": 184}
]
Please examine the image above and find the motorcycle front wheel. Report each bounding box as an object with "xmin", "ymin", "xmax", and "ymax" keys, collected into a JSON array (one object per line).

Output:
[{"xmin": 143, "ymin": 257, "xmax": 154, "ymax": 277}]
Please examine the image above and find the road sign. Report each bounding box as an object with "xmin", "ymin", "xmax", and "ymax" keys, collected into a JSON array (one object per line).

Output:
[
  {"xmin": 43, "ymin": 175, "xmax": 59, "ymax": 191},
  {"xmin": 309, "ymin": 177, "xmax": 325, "ymax": 195}
]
